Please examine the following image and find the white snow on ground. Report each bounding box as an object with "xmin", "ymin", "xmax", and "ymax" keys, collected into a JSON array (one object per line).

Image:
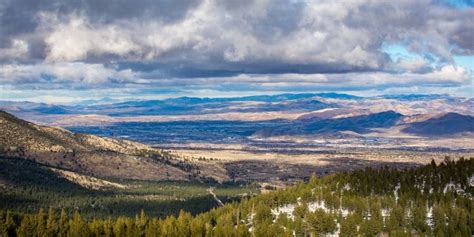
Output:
[
  {"xmin": 271, "ymin": 200, "xmax": 351, "ymax": 221},
  {"xmin": 426, "ymin": 205, "xmax": 433, "ymax": 228},
  {"xmin": 394, "ymin": 183, "xmax": 400, "ymax": 203},
  {"xmin": 260, "ymin": 176, "xmax": 472, "ymax": 235},
  {"xmin": 443, "ymin": 181, "xmax": 467, "ymax": 195},
  {"xmin": 343, "ymin": 184, "xmax": 351, "ymax": 191},
  {"xmin": 271, "ymin": 200, "xmax": 342, "ymax": 236},
  {"xmin": 381, "ymin": 208, "xmax": 390, "ymax": 218},
  {"xmin": 272, "ymin": 201, "xmax": 329, "ymax": 220},
  {"xmin": 272, "ymin": 203, "xmax": 297, "ymax": 220}
]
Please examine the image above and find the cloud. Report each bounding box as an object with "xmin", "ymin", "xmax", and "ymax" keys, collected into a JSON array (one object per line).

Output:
[
  {"xmin": 41, "ymin": 13, "xmax": 140, "ymax": 62},
  {"xmin": 1, "ymin": 62, "xmax": 468, "ymax": 93},
  {"xmin": 0, "ymin": 62, "xmax": 138, "ymax": 86},
  {"xmin": 0, "ymin": 39, "xmax": 29, "ymax": 60},
  {"xmin": 0, "ymin": 0, "xmax": 472, "ymax": 99},
  {"xmin": 2, "ymin": 1, "xmax": 471, "ymax": 67}
]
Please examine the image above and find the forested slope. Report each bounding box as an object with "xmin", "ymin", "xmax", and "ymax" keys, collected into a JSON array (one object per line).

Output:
[{"xmin": 1, "ymin": 157, "xmax": 472, "ymax": 236}]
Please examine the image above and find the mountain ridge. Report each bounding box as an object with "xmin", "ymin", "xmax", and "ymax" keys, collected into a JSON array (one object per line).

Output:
[
  {"xmin": 0, "ymin": 110, "xmax": 213, "ymax": 182},
  {"xmin": 402, "ymin": 112, "xmax": 474, "ymax": 136}
]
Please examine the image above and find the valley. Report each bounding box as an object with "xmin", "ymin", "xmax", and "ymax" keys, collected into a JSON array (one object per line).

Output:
[
  {"xmin": 1, "ymin": 93, "xmax": 473, "ymax": 235},
  {"xmin": 3, "ymin": 93, "xmax": 473, "ymax": 188}
]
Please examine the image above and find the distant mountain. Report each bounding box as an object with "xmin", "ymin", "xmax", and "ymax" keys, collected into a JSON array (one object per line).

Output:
[
  {"xmin": 31, "ymin": 105, "xmax": 72, "ymax": 114},
  {"xmin": 402, "ymin": 112, "xmax": 474, "ymax": 136},
  {"xmin": 380, "ymin": 94, "xmax": 451, "ymax": 101},
  {"xmin": 61, "ymin": 95, "xmax": 335, "ymax": 116},
  {"xmin": 255, "ymin": 110, "xmax": 404, "ymax": 137},
  {"xmin": 0, "ymin": 110, "xmax": 201, "ymax": 181},
  {"xmin": 0, "ymin": 93, "xmax": 471, "ymax": 123},
  {"xmin": 218, "ymin": 92, "xmax": 361, "ymax": 102}
]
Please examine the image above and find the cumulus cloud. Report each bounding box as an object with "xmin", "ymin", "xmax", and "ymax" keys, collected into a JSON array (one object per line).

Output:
[
  {"xmin": 0, "ymin": 0, "xmax": 472, "ymax": 98},
  {"xmin": 0, "ymin": 39, "xmax": 29, "ymax": 60}
]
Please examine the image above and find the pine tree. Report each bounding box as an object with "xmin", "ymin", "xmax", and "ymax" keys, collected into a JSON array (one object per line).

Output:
[
  {"xmin": 36, "ymin": 208, "xmax": 47, "ymax": 237},
  {"xmin": 2, "ymin": 210, "xmax": 16, "ymax": 237},
  {"xmin": 58, "ymin": 209, "xmax": 69, "ymax": 237},
  {"xmin": 386, "ymin": 204, "xmax": 405, "ymax": 232},
  {"xmin": 46, "ymin": 207, "xmax": 58, "ymax": 236},
  {"xmin": 433, "ymin": 203, "xmax": 446, "ymax": 236},
  {"xmin": 360, "ymin": 209, "xmax": 383, "ymax": 236},
  {"xmin": 69, "ymin": 211, "xmax": 88, "ymax": 237},
  {"xmin": 306, "ymin": 208, "xmax": 336, "ymax": 235},
  {"xmin": 102, "ymin": 219, "xmax": 114, "ymax": 237},
  {"xmin": 89, "ymin": 219, "xmax": 106, "ymax": 236},
  {"xmin": 411, "ymin": 201, "xmax": 429, "ymax": 234},
  {"xmin": 145, "ymin": 219, "xmax": 161, "ymax": 237},
  {"xmin": 254, "ymin": 203, "xmax": 273, "ymax": 225},
  {"xmin": 176, "ymin": 210, "xmax": 192, "ymax": 237},
  {"xmin": 292, "ymin": 202, "xmax": 308, "ymax": 220},
  {"xmin": 136, "ymin": 209, "xmax": 148, "ymax": 237},
  {"xmin": 190, "ymin": 217, "xmax": 206, "ymax": 237},
  {"xmin": 113, "ymin": 217, "xmax": 128, "ymax": 237},
  {"xmin": 17, "ymin": 215, "xmax": 36, "ymax": 237},
  {"xmin": 125, "ymin": 217, "xmax": 138, "ymax": 237},
  {"xmin": 161, "ymin": 216, "xmax": 178, "ymax": 237},
  {"xmin": 340, "ymin": 213, "xmax": 359, "ymax": 237}
]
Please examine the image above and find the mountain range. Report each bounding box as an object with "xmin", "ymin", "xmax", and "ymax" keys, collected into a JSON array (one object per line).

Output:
[
  {"xmin": 2, "ymin": 93, "xmax": 472, "ymax": 118},
  {"xmin": 1, "ymin": 93, "xmax": 473, "ymax": 147}
]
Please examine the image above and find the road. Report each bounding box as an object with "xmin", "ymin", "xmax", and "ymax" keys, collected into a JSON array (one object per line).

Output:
[{"xmin": 207, "ymin": 187, "xmax": 224, "ymax": 207}]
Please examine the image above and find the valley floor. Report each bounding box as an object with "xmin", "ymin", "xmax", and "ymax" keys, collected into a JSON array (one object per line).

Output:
[{"xmin": 172, "ymin": 146, "xmax": 474, "ymax": 187}]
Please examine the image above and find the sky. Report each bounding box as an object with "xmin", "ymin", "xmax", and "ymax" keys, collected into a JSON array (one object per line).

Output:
[{"xmin": 0, "ymin": 0, "xmax": 473, "ymax": 103}]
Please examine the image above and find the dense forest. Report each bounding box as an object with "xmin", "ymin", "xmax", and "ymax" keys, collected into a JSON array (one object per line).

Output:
[
  {"xmin": 1, "ymin": 157, "xmax": 473, "ymax": 236},
  {"xmin": 0, "ymin": 156, "xmax": 256, "ymax": 219}
]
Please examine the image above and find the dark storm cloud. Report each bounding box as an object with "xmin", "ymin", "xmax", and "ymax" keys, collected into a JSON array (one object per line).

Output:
[{"xmin": 0, "ymin": 0, "xmax": 199, "ymax": 60}]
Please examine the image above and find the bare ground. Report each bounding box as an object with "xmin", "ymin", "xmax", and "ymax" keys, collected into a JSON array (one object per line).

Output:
[{"xmin": 175, "ymin": 147, "xmax": 473, "ymax": 185}]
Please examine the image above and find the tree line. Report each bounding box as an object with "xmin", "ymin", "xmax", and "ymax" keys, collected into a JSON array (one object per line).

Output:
[{"xmin": 1, "ymin": 157, "xmax": 473, "ymax": 236}]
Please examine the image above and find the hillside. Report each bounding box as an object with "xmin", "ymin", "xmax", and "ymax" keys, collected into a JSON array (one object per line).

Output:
[
  {"xmin": 0, "ymin": 110, "xmax": 151, "ymax": 153},
  {"xmin": 255, "ymin": 110, "xmax": 404, "ymax": 137},
  {"xmin": 1, "ymin": 157, "xmax": 472, "ymax": 236},
  {"xmin": 0, "ymin": 110, "xmax": 204, "ymax": 181},
  {"xmin": 402, "ymin": 112, "xmax": 474, "ymax": 136},
  {"xmin": 0, "ymin": 155, "xmax": 256, "ymax": 219}
]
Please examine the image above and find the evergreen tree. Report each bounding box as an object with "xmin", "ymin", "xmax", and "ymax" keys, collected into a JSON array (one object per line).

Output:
[
  {"xmin": 386, "ymin": 205, "xmax": 405, "ymax": 232},
  {"xmin": 254, "ymin": 203, "xmax": 273, "ymax": 225},
  {"xmin": 305, "ymin": 208, "xmax": 336, "ymax": 235},
  {"xmin": 411, "ymin": 201, "xmax": 429, "ymax": 234},
  {"xmin": 69, "ymin": 211, "xmax": 88, "ymax": 237},
  {"xmin": 161, "ymin": 216, "xmax": 178, "ymax": 237},
  {"xmin": 17, "ymin": 215, "xmax": 36, "ymax": 237},
  {"xmin": 176, "ymin": 210, "xmax": 192, "ymax": 237},
  {"xmin": 58, "ymin": 209, "xmax": 69, "ymax": 237},
  {"xmin": 36, "ymin": 208, "xmax": 47, "ymax": 237},
  {"xmin": 46, "ymin": 207, "xmax": 58, "ymax": 236},
  {"xmin": 2, "ymin": 210, "xmax": 16, "ymax": 237},
  {"xmin": 340, "ymin": 213, "xmax": 359, "ymax": 237},
  {"xmin": 136, "ymin": 209, "xmax": 148, "ymax": 237},
  {"xmin": 433, "ymin": 203, "xmax": 446, "ymax": 236},
  {"xmin": 145, "ymin": 219, "xmax": 161, "ymax": 237},
  {"xmin": 113, "ymin": 217, "xmax": 128, "ymax": 237}
]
